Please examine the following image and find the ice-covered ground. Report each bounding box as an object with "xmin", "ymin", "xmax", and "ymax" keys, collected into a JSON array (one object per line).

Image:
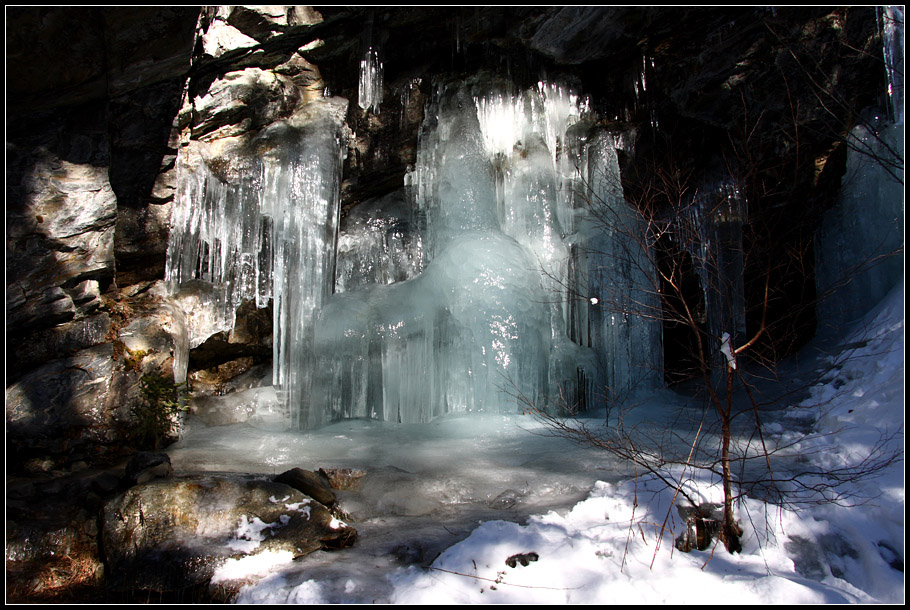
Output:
[{"xmin": 166, "ymin": 281, "xmax": 904, "ymax": 604}]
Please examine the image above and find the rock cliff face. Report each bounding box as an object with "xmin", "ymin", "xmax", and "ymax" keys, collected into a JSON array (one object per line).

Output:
[
  {"xmin": 5, "ymin": 7, "xmax": 896, "ymax": 470},
  {"xmin": 7, "ymin": 7, "xmax": 200, "ymax": 470}
]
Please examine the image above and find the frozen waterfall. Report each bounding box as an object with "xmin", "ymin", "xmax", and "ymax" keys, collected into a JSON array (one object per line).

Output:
[
  {"xmin": 579, "ymin": 131, "xmax": 664, "ymax": 402},
  {"xmin": 166, "ymin": 101, "xmax": 346, "ymax": 429},
  {"xmin": 814, "ymin": 7, "xmax": 904, "ymax": 335},
  {"xmin": 166, "ymin": 80, "xmax": 666, "ymax": 429},
  {"xmin": 682, "ymin": 178, "xmax": 748, "ymax": 366},
  {"xmin": 877, "ymin": 5, "xmax": 904, "ymax": 125}
]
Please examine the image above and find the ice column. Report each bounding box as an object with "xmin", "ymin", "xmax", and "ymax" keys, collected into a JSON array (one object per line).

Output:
[
  {"xmin": 581, "ymin": 131, "xmax": 663, "ymax": 403},
  {"xmin": 474, "ymin": 83, "xmax": 589, "ymax": 343},
  {"xmin": 814, "ymin": 7, "xmax": 904, "ymax": 334},
  {"xmin": 414, "ymin": 88, "xmax": 552, "ymax": 415},
  {"xmin": 313, "ymin": 85, "xmax": 576, "ymax": 424},
  {"xmin": 814, "ymin": 126, "xmax": 903, "ymax": 333},
  {"xmin": 262, "ymin": 117, "xmax": 344, "ymax": 429},
  {"xmin": 687, "ymin": 180, "xmax": 748, "ymax": 347}
]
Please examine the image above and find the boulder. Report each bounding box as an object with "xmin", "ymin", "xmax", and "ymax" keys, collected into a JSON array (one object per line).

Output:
[
  {"xmin": 6, "ymin": 147, "xmax": 117, "ymax": 337},
  {"xmin": 101, "ymin": 474, "xmax": 356, "ymax": 592},
  {"xmin": 189, "ymin": 68, "xmax": 302, "ymax": 142},
  {"xmin": 8, "ymin": 312, "xmax": 111, "ymax": 382}
]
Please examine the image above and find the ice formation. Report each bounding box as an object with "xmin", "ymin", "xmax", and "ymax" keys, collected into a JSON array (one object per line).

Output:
[
  {"xmin": 167, "ymin": 79, "xmax": 667, "ymax": 429},
  {"xmin": 334, "ymin": 191, "xmax": 425, "ymax": 294},
  {"xmin": 311, "ymin": 81, "xmax": 663, "ymax": 425},
  {"xmin": 579, "ymin": 130, "xmax": 664, "ymax": 400},
  {"xmin": 683, "ymin": 179, "xmax": 748, "ymax": 348},
  {"xmin": 814, "ymin": 122, "xmax": 904, "ymax": 333},
  {"xmin": 814, "ymin": 8, "xmax": 905, "ymax": 333},
  {"xmin": 358, "ymin": 47, "xmax": 383, "ymax": 114},
  {"xmin": 877, "ymin": 5, "xmax": 905, "ymax": 124},
  {"xmin": 166, "ymin": 101, "xmax": 346, "ymax": 428}
]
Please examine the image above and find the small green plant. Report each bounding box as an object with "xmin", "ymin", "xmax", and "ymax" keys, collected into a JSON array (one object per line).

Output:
[
  {"xmin": 123, "ymin": 346, "xmax": 148, "ymax": 373},
  {"xmin": 132, "ymin": 373, "xmax": 192, "ymax": 450}
]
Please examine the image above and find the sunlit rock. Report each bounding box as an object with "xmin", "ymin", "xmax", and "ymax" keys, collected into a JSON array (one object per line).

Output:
[
  {"xmin": 101, "ymin": 475, "xmax": 356, "ymax": 592},
  {"xmin": 201, "ymin": 14, "xmax": 261, "ymax": 59}
]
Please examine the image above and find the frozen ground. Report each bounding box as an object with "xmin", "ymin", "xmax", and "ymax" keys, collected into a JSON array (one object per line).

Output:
[{"xmin": 165, "ymin": 281, "xmax": 904, "ymax": 604}]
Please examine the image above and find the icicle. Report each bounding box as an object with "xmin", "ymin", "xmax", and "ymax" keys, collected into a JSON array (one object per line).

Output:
[
  {"xmin": 358, "ymin": 47, "xmax": 383, "ymax": 114},
  {"xmin": 877, "ymin": 6, "xmax": 905, "ymax": 124},
  {"xmin": 165, "ymin": 144, "xmax": 272, "ymax": 346},
  {"xmin": 399, "ymin": 83, "xmax": 410, "ymax": 130}
]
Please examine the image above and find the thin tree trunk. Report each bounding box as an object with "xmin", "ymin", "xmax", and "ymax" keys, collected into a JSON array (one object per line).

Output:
[{"xmin": 721, "ymin": 367, "xmax": 742, "ymax": 553}]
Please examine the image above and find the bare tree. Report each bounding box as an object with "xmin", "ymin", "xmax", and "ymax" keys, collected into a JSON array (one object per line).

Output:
[{"xmin": 511, "ymin": 120, "xmax": 903, "ymax": 555}]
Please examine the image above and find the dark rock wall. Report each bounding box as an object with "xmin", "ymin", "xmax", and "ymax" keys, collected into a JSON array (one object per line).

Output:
[
  {"xmin": 6, "ymin": 7, "xmax": 199, "ymax": 469},
  {"xmin": 6, "ymin": 6, "xmax": 891, "ymax": 469}
]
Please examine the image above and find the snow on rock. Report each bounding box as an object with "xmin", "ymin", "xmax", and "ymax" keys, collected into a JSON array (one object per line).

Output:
[{"xmin": 100, "ymin": 474, "xmax": 356, "ymax": 592}]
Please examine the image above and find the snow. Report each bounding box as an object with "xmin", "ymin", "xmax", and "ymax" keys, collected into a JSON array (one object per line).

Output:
[
  {"xmin": 211, "ymin": 550, "xmax": 296, "ymax": 586},
  {"xmin": 227, "ymin": 515, "xmax": 280, "ymax": 554},
  {"xmin": 165, "ymin": 279, "xmax": 904, "ymax": 604}
]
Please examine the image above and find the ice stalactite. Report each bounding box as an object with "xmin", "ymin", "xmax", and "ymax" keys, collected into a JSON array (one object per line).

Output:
[
  {"xmin": 877, "ymin": 5, "xmax": 905, "ymax": 125},
  {"xmin": 631, "ymin": 53, "xmax": 659, "ymax": 129},
  {"xmin": 686, "ymin": 180, "xmax": 748, "ymax": 349},
  {"xmin": 358, "ymin": 47, "xmax": 383, "ymax": 114},
  {"xmin": 166, "ymin": 149, "xmax": 272, "ymax": 342},
  {"xmin": 661, "ymin": 176, "xmax": 749, "ymax": 384}
]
